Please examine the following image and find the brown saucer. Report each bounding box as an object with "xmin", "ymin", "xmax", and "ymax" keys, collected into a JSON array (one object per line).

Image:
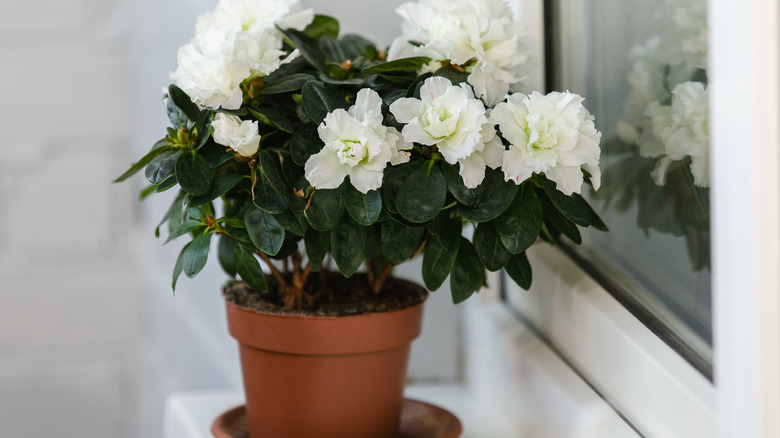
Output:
[{"xmin": 211, "ymin": 398, "xmax": 463, "ymax": 438}]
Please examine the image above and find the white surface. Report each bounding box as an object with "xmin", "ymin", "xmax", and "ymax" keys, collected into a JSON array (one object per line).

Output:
[
  {"xmin": 507, "ymin": 244, "xmax": 715, "ymax": 438},
  {"xmin": 710, "ymin": 0, "xmax": 780, "ymax": 437},
  {"xmin": 163, "ymin": 385, "xmax": 516, "ymax": 438}
]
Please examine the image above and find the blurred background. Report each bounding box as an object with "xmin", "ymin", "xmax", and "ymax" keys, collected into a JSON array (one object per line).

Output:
[{"xmin": 0, "ymin": 1, "xmax": 462, "ymax": 436}]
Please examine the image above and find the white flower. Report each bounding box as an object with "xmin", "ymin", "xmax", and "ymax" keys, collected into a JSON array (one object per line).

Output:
[
  {"xmin": 212, "ymin": 113, "xmax": 261, "ymax": 157},
  {"xmin": 388, "ymin": 0, "xmax": 532, "ymax": 105},
  {"xmin": 655, "ymin": 0, "xmax": 708, "ymax": 71},
  {"xmin": 667, "ymin": 81, "xmax": 709, "ymax": 186},
  {"xmin": 491, "ymin": 91, "xmax": 602, "ymax": 196},
  {"xmin": 389, "ymin": 76, "xmax": 503, "ymax": 188},
  {"xmin": 305, "ymin": 89, "xmax": 411, "ymax": 194},
  {"xmin": 170, "ymin": 0, "xmax": 313, "ymax": 110}
]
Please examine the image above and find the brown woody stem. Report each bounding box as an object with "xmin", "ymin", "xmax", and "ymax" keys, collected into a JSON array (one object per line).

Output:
[{"xmin": 372, "ymin": 263, "xmax": 394, "ymax": 295}]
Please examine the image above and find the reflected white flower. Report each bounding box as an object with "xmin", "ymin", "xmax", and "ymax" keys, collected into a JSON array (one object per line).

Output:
[
  {"xmin": 491, "ymin": 91, "xmax": 602, "ymax": 196},
  {"xmin": 171, "ymin": 0, "xmax": 313, "ymax": 110},
  {"xmin": 212, "ymin": 113, "xmax": 261, "ymax": 157},
  {"xmin": 655, "ymin": 0, "xmax": 708, "ymax": 71},
  {"xmin": 305, "ymin": 89, "xmax": 411, "ymax": 194},
  {"xmin": 389, "ymin": 76, "xmax": 503, "ymax": 188},
  {"xmin": 388, "ymin": 0, "xmax": 531, "ymax": 105}
]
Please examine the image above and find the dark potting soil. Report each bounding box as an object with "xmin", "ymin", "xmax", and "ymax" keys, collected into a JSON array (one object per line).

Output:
[{"xmin": 222, "ymin": 272, "xmax": 428, "ymax": 317}]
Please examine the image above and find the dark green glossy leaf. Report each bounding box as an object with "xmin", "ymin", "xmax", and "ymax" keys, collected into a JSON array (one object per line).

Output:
[
  {"xmin": 164, "ymin": 220, "xmax": 204, "ymax": 245},
  {"xmin": 301, "ymin": 81, "xmax": 349, "ymax": 125},
  {"xmin": 218, "ymin": 235, "xmax": 237, "ymax": 277},
  {"xmin": 168, "ymin": 84, "xmax": 203, "ymax": 128},
  {"xmin": 259, "ymin": 149, "xmax": 290, "ymax": 196},
  {"xmin": 278, "ymin": 27, "xmax": 326, "ymax": 70},
  {"xmin": 113, "ymin": 144, "xmax": 174, "ymax": 182},
  {"xmin": 145, "ymin": 150, "xmax": 182, "ymax": 184},
  {"xmin": 163, "ymin": 192, "xmax": 186, "ymax": 236},
  {"xmin": 320, "ymin": 37, "xmax": 346, "ymax": 63},
  {"xmin": 383, "ymin": 161, "xmax": 421, "ymax": 214},
  {"xmin": 188, "ymin": 173, "xmax": 244, "ymax": 207},
  {"xmin": 458, "ymin": 169, "xmax": 519, "ymax": 222},
  {"xmin": 422, "ymin": 235, "xmax": 459, "ymax": 291},
  {"xmin": 304, "ymin": 14, "xmax": 339, "ymax": 40},
  {"xmin": 433, "ymin": 66, "xmax": 470, "ymax": 85},
  {"xmin": 175, "ymin": 151, "xmax": 212, "ymax": 196},
  {"xmin": 397, "ymin": 164, "xmax": 446, "ymax": 223},
  {"xmin": 344, "ymin": 186, "xmax": 382, "ymax": 226},
  {"xmin": 156, "ymin": 175, "xmax": 178, "ymax": 193},
  {"xmin": 252, "ymin": 177, "xmax": 289, "ymax": 214},
  {"xmin": 381, "ymin": 219, "xmax": 425, "ymax": 265},
  {"xmin": 494, "ymin": 186, "xmax": 543, "ymax": 254},
  {"xmin": 330, "ymin": 217, "xmax": 366, "ymax": 277},
  {"xmin": 339, "ymin": 34, "xmax": 376, "ymax": 59},
  {"xmin": 534, "ymin": 175, "xmax": 593, "ymax": 227},
  {"xmin": 427, "ymin": 212, "xmax": 463, "ymax": 248},
  {"xmin": 473, "ymin": 222, "xmax": 512, "ymax": 272},
  {"xmin": 234, "ymin": 245, "xmax": 268, "ymax": 292},
  {"xmin": 505, "ymin": 252, "xmax": 532, "ymax": 290},
  {"xmin": 305, "ymin": 187, "xmax": 344, "ymax": 231},
  {"xmin": 244, "ymin": 203, "xmax": 285, "ymax": 255},
  {"xmin": 304, "ymin": 228, "xmax": 330, "ymax": 270},
  {"xmin": 258, "ymin": 73, "xmax": 316, "ymax": 95},
  {"xmin": 182, "ymin": 231, "xmax": 211, "ymax": 278},
  {"xmin": 441, "ymin": 162, "xmax": 488, "ymax": 207},
  {"xmin": 172, "ymin": 242, "xmax": 187, "ymax": 291},
  {"xmin": 537, "ymin": 188, "xmax": 582, "ymax": 244},
  {"xmin": 450, "ymin": 238, "xmax": 485, "ymax": 304},
  {"xmin": 270, "ymin": 235, "xmax": 302, "ymax": 260},
  {"xmin": 290, "ymin": 124, "xmax": 323, "ymax": 166},
  {"xmin": 249, "ymin": 108, "xmax": 294, "ymax": 133},
  {"xmin": 406, "ymin": 72, "xmax": 433, "ymax": 98},
  {"xmin": 275, "ymin": 197, "xmax": 308, "ymax": 236},
  {"xmin": 361, "ymin": 57, "xmax": 431, "ymax": 74}
]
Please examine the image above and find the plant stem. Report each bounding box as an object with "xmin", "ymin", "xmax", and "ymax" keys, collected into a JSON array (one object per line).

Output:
[
  {"xmin": 257, "ymin": 251, "xmax": 287, "ymax": 288},
  {"xmin": 372, "ymin": 262, "xmax": 394, "ymax": 294}
]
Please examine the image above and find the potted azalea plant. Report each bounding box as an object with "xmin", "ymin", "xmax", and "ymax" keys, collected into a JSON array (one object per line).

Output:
[{"xmin": 117, "ymin": 0, "xmax": 606, "ymax": 436}]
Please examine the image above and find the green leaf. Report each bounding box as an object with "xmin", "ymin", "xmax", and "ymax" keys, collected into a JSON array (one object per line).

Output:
[
  {"xmin": 271, "ymin": 235, "xmax": 302, "ymax": 260},
  {"xmin": 156, "ymin": 175, "xmax": 178, "ymax": 193},
  {"xmin": 534, "ymin": 175, "xmax": 593, "ymax": 227},
  {"xmin": 450, "ymin": 238, "xmax": 485, "ymax": 304},
  {"xmin": 432, "ymin": 66, "xmax": 470, "ymax": 85},
  {"xmin": 249, "ymin": 108, "xmax": 294, "ymax": 133},
  {"xmin": 258, "ymin": 73, "xmax": 316, "ymax": 95},
  {"xmin": 188, "ymin": 173, "xmax": 244, "ymax": 208},
  {"xmin": 164, "ymin": 220, "xmax": 204, "ymax": 245},
  {"xmin": 169, "ymin": 84, "xmax": 203, "ymax": 128},
  {"xmin": 113, "ymin": 144, "xmax": 174, "ymax": 183},
  {"xmin": 537, "ymin": 188, "xmax": 582, "ymax": 244},
  {"xmin": 163, "ymin": 192, "xmax": 186, "ymax": 237},
  {"xmin": 339, "ymin": 34, "xmax": 376, "ymax": 59},
  {"xmin": 259, "ymin": 149, "xmax": 290, "ymax": 196},
  {"xmin": 277, "ymin": 27, "xmax": 326, "ymax": 70},
  {"xmin": 397, "ymin": 164, "xmax": 446, "ymax": 223},
  {"xmin": 182, "ymin": 231, "xmax": 211, "ymax": 278},
  {"xmin": 234, "ymin": 245, "xmax": 268, "ymax": 292},
  {"xmin": 361, "ymin": 57, "xmax": 432, "ymax": 75},
  {"xmin": 505, "ymin": 252, "xmax": 532, "ymax": 290},
  {"xmin": 494, "ymin": 186, "xmax": 543, "ymax": 254},
  {"xmin": 381, "ymin": 219, "xmax": 425, "ymax": 265},
  {"xmin": 427, "ymin": 212, "xmax": 462, "ymax": 248},
  {"xmin": 275, "ymin": 197, "xmax": 309, "ymax": 236},
  {"xmin": 344, "ymin": 186, "xmax": 382, "ymax": 226},
  {"xmin": 290, "ymin": 123, "xmax": 323, "ymax": 166},
  {"xmin": 145, "ymin": 150, "xmax": 182, "ymax": 184},
  {"xmin": 458, "ymin": 169, "xmax": 519, "ymax": 222},
  {"xmin": 175, "ymin": 151, "xmax": 212, "ymax": 196},
  {"xmin": 172, "ymin": 242, "xmax": 187, "ymax": 291},
  {"xmin": 304, "ymin": 228, "xmax": 330, "ymax": 270},
  {"xmin": 473, "ymin": 222, "xmax": 512, "ymax": 271},
  {"xmin": 406, "ymin": 72, "xmax": 433, "ymax": 98},
  {"xmin": 383, "ymin": 161, "xmax": 421, "ymax": 214},
  {"xmin": 301, "ymin": 81, "xmax": 349, "ymax": 125},
  {"xmin": 218, "ymin": 235, "xmax": 237, "ymax": 277},
  {"xmin": 304, "ymin": 14, "xmax": 339, "ymax": 40},
  {"xmin": 252, "ymin": 176, "xmax": 289, "ymax": 214},
  {"xmin": 422, "ymin": 235, "xmax": 459, "ymax": 291},
  {"xmin": 441, "ymin": 162, "xmax": 489, "ymax": 207},
  {"xmin": 320, "ymin": 37, "xmax": 346, "ymax": 63},
  {"xmin": 330, "ymin": 217, "xmax": 366, "ymax": 277},
  {"xmin": 244, "ymin": 203, "xmax": 285, "ymax": 255},
  {"xmin": 305, "ymin": 187, "xmax": 345, "ymax": 231}
]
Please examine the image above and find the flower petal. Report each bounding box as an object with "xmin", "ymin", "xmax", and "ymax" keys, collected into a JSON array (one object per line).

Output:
[{"xmin": 304, "ymin": 149, "xmax": 347, "ymax": 190}]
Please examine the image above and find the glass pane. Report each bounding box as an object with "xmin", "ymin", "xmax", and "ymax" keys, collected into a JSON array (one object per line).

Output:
[{"xmin": 547, "ymin": 0, "xmax": 711, "ymax": 366}]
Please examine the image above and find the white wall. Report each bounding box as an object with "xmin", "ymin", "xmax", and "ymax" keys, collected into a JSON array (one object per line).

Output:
[{"xmin": 0, "ymin": 0, "xmax": 142, "ymax": 437}]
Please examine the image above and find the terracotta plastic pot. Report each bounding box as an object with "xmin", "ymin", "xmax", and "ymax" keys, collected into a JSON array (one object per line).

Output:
[{"xmin": 224, "ymin": 280, "xmax": 426, "ymax": 438}]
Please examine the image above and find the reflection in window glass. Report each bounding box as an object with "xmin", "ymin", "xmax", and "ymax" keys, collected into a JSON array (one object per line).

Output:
[{"xmin": 548, "ymin": 0, "xmax": 711, "ymax": 366}]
